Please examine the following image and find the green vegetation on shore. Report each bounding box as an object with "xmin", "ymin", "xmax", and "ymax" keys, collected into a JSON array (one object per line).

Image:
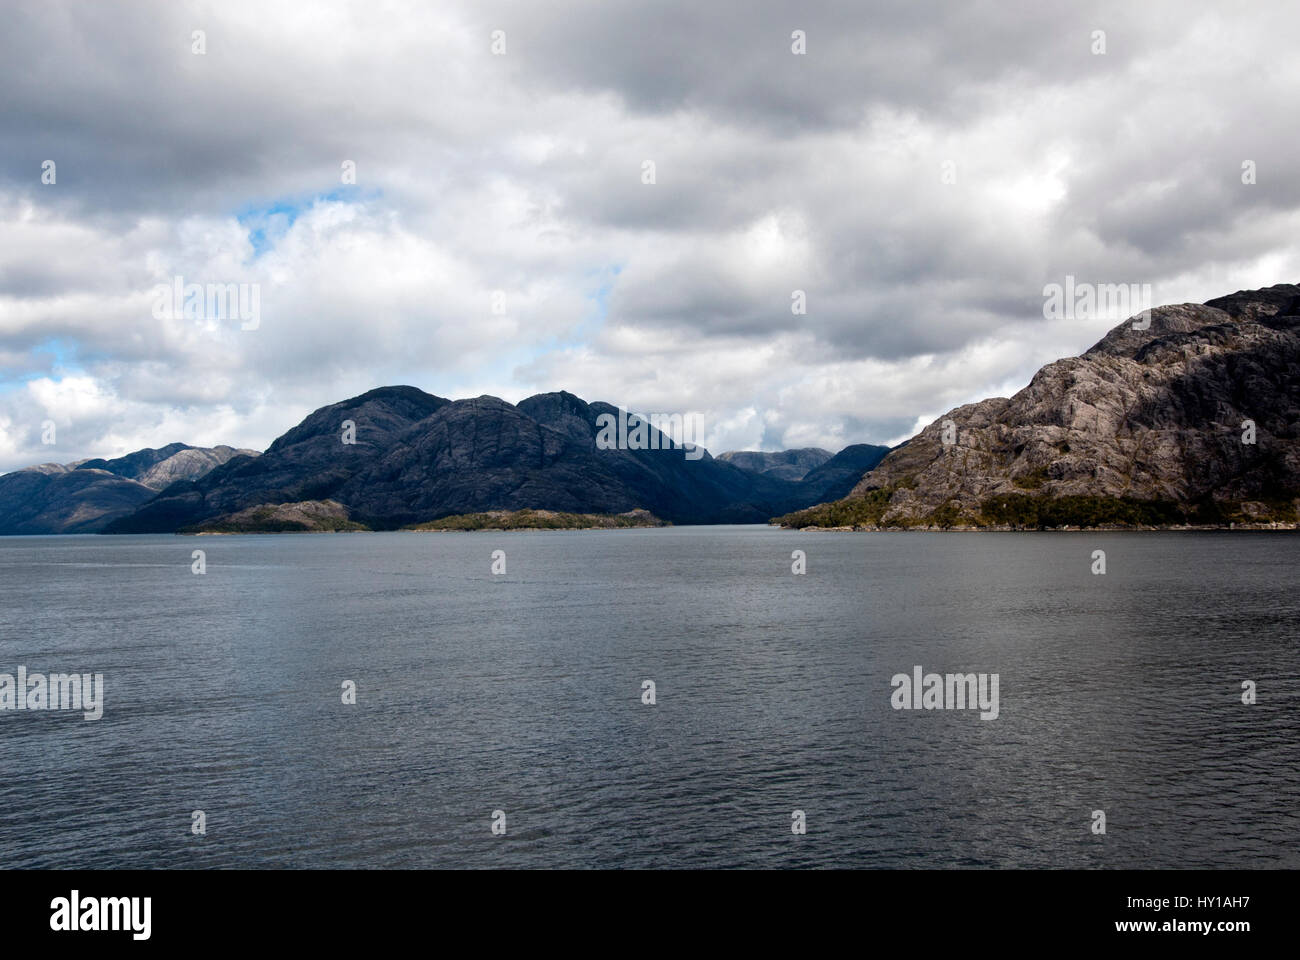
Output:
[
  {"xmin": 979, "ymin": 493, "xmax": 1297, "ymax": 529},
  {"xmin": 771, "ymin": 481, "xmax": 910, "ymax": 528},
  {"xmin": 774, "ymin": 488, "xmax": 1299, "ymax": 530}
]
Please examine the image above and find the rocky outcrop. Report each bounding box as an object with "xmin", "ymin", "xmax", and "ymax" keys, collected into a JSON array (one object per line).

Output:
[
  {"xmin": 777, "ymin": 284, "xmax": 1300, "ymax": 530},
  {"xmin": 71, "ymin": 442, "xmax": 194, "ymax": 481},
  {"xmin": 406, "ymin": 508, "xmax": 667, "ymax": 531},
  {"xmin": 136, "ymin": 446, "xmax": 258, "ymax": 490},
  {"xmin": 182, "ymin": 499, "xmax": 367, "ymax": 533}
]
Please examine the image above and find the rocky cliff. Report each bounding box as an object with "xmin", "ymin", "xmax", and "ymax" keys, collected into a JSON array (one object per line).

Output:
[{"xmin": 777, "ymin": 284, "xmax": 1300, "ymax": 530}]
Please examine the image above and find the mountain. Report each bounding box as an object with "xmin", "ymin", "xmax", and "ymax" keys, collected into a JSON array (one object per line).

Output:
[
  {"xmin": 104, "ymin": 388, "xmax": 879, "ymax": 533},
  {"xmin": 105, "ymin": 386, "xmax": 448, "ymax": 533},
  {"xmin": 776, "ymin": 284, "xmax": 1300, "ymax": 530},
  {"xmin": 796, "ymin": 443, "xmax": 893, "ymax": 501},
  {"xmin": 718, "ymin": 443, "xmax": 891, "ymax": 501},
  {"xmin": 718, "ymin": 448, "xmax": 833, "ymax": 481},
  {"xmin": 76, "ymin": 443, "xmax": 259, "ymax": 490},
  {"xmin": 72, "ymin": 442, "xmax": 193, "ymax": 484},
  {"xmin": 0, "ymin": 444, "xmax": 257, "ymax": 534}
]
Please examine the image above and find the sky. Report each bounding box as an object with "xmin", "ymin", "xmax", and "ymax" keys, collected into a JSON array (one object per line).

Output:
[{"xmin": 2, "ymin": 0, "xmax": 1299, "ymax": 473}]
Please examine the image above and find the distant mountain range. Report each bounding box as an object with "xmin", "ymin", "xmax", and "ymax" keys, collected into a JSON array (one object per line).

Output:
[
  {"xmin": 717, "ymin": 448, "xmax": 833, "ymax": 480},
  {"xmin": 6, "ymin": 283, "xmax": 1297, "ymax": 535},
  {"xmin": 0, "ymin": 444, "xmax": 257, "ymax": 534},
  {"xmin": 0, "ymin": 391, "xmax": 891, "ymax": 534},
  {"xmin": 778, "ymin": 284, "xmax": 1300, "ymax": 530},
  {"xmin": 104, "ymin": 389, "xmax": 891, "ymax": 532}
]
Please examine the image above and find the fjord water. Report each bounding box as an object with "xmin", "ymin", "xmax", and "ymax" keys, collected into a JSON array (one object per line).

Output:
[{"xmin": 1, "ymin": 527, "xmax": 1297, "ymax": 869}]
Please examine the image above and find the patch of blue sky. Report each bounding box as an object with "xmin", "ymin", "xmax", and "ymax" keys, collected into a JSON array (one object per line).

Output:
[
  {"xmin": 0, "ymin": 337, "xmax": 83, "ymax": 394},
  {"xmin": 543, "ymin": 263, "xmax": 622, "ymax": 352},
  {"xmin": 235, "ymin": 185, "xmax": 376, "ymax": 260}
]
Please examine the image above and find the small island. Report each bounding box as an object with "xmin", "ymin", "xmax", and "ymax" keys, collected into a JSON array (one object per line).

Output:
[
  {"xmin": 181, "ymin": 500, "xmax": 369, "ymax": 534},
  {"xmin": 405, "ymin": 508, "xmax": 667, "ymax": 532}
]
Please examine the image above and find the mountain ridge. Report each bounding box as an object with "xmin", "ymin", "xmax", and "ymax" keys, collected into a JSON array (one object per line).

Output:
[
  {"xmin": 0, "ymin": 444, "xmax": 258, "ymax": 535},
  {"xmin": 101, "ymin": 389, "xmax": 882, "ymax": 533},
  {"xmin": 776, "ymin": 283, "xmax": 1300, "ymax": 530},
  {"xmin": 7, "ymin": 281, "xmax": 1295, "ymax": 535}
]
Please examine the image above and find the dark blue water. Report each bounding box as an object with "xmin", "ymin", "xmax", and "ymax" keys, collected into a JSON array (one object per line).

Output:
[{"xmin": 1, "ymin": 527, "xmax": 1297, "ymax": 868}]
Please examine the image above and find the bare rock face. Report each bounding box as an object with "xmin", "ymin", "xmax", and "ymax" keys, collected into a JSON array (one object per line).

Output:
[
  {"xmin": 780, "ymin": 284, "xmax": 1300, "ymax": 529},
  {"xmin": 136, "ymin": 445, "xmax": 260, "ymax": 490},
  {"xmin": 72, "ymin": 442, "xmax": 260, "ymax": 490}
]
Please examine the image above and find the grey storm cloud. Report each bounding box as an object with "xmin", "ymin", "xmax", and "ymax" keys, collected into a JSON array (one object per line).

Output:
[
  {"xmin": 1, "ymin": 0, "xmax": 1299, "ymax": 472},
  {"xmin": 470, "ymin": 0, "xmax": 1135, "ymax": 130}
]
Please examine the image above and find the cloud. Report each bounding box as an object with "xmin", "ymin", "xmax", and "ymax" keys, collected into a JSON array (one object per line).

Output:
[{"xmin": 1, "ymin": 0, "xmax": 1299, "ymax": 471}]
